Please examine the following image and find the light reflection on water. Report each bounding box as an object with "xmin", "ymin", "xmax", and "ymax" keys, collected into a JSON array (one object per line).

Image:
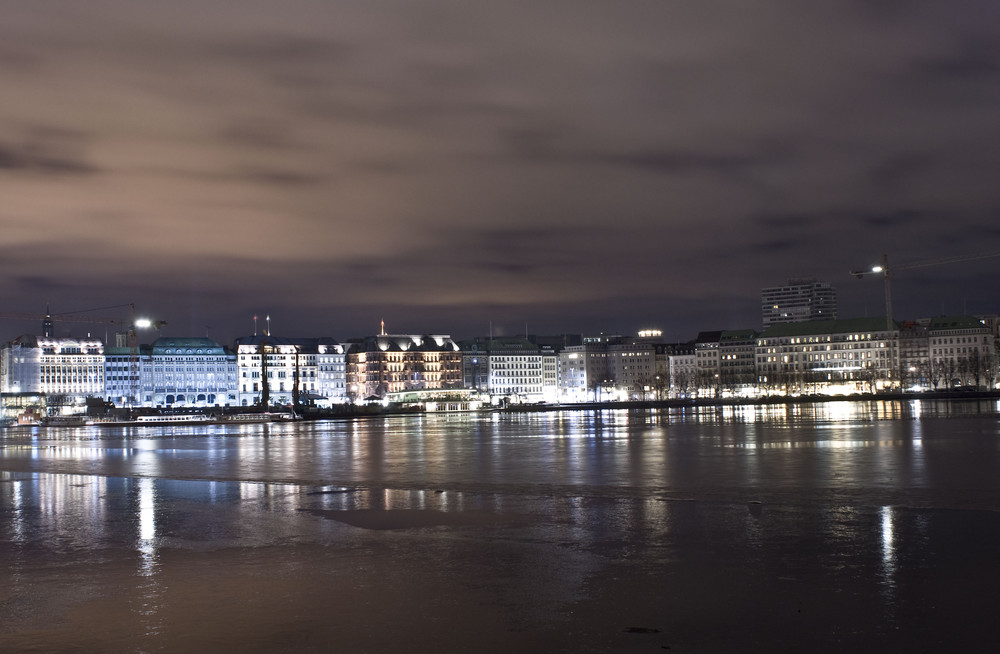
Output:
[
  {"xmin": 0, "ymin": 402, "xmax": 997, "ymax": 540},
  {"xmin": 0, "ymin": 402, "xmax": 997, "ymax": 504},
  {"xmin": 4, "ymin": 399, "xmax": 1000, "ymax": 652}
]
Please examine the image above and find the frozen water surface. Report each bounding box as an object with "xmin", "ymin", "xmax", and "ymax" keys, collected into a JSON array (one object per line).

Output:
[{"xmin": 3, "ymin": 399, "xmax": 1000, "ymax": 652}]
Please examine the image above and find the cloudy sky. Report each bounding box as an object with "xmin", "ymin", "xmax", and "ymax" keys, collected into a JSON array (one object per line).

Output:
[{"xmin": 2, "ymin": 0, "xmax": 999, "ymax": 344}]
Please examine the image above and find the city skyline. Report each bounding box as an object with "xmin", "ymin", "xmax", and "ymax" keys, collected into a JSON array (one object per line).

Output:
[
  {"xmin": 3, "ymin": 2, "xmax": 999, "ymax": 345},
  {"xmin": 0, "ymin": 272, "xmax": 994, "ymax": 349}
]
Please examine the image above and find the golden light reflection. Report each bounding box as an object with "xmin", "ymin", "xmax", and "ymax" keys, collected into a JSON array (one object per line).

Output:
[{"xmin": 731, "ymin": 439, "xmax": 910, "ymax": 450}]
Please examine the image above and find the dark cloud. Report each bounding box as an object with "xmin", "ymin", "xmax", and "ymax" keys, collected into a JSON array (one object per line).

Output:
[
  {"xmin": 8, "ymin": 275, "xmax": 67, "ymax": 294},
  {"xmin": 0, "ymin": 44, "xmax": 41, "ymax": 69},
  {"xmin": 2, "ymin": 1, "xmax": 1000, "ymax": 344},
  {"xmin": 0, "ymin": 132, "xmax": 98, "ymax": 175},
  {"xmin": 754, "ymin": 214, "xmax": 810, "ymax": 229},
  {"xmin": 218, "ymin": 119, "xmax": 305, "ymax": 150},
  {"xmin": 228, "ymin": 168, "xmax": 325, "ymax": 187},
  {"xmin": 912, "ymin": 42, "xmax": 1000, "ymax": 79},
  {"xmin": 593, "ymin": 150, "xmax": 763, "ymax": 175},
  {"xmin": 869, "ymin": 153, "xmax": 936, "ymax": 190},
  {"xmin": 753, "ymin": 239, "xmax": 801, "ymax": 253},
  {"xmin": 207, "ymin": 34, "xmax": 352, "ymax": 66},
  {"xmin": 497, "ymin": 127, "xmax": 788, "ymax": 179},
  {"xmin": 861, "ymin": 210, "xmax": 925, "ymax": 229}
]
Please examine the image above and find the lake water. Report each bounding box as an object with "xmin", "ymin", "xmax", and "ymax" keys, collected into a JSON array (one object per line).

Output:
[{"xmin": 2, "ymin": 399, "xmax": 1000, "ymax": 652}]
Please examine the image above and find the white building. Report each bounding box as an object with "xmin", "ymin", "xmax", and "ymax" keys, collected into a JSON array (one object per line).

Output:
[
  {"xmin": 1, "ymin": 335, "xmax": 104, "ymax": 399},
  {"xmin": 461, "ymin": 338, "xmax": 558, "ymax": 404},
  {"xmin": 558, "ymin": 347, "xmax": 589, "ymax": 402},
  {"xmin": 235, "ymin": 336, "xmax": 346, "ymax": 407},
  {"xmin": 694, "ymin": 331, "xmax": 723, "ymax": 397},
  {"xmin": 143, "ymin": 337, "xmax": 237, "ymax": 408},
  {"xmin": 668, "ymin": 343, "xmax": 696, "ymax": 398},
  {"xmin": 558, "ymin": 341, "xmax": 616, "ymax": 401},
  {"xmin": 316, "ymin": 340, "xmax": 348, "ymax": 405},
  {"xmin": 104, "ymin": 345, "xmax": 148, "ymax": 407},
  {"xmin": 927, "ymin": 315, "xmax": 997, "ymax": 389}
]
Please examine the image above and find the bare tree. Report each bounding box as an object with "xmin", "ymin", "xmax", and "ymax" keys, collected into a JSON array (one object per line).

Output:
[{"xmin": 970, "ymin": 349, "xmax": 983, "ymax": 389}]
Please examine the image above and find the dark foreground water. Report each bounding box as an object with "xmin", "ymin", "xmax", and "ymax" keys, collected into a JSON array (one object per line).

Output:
[{"xmin": 2, "ymin": 399, "xmax": 1000, "ymax": 653}]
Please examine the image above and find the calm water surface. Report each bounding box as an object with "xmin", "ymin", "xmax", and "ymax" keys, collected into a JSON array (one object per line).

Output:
[{"xmin": 2, "ymin": 399, "xmax": 1000, "ymax": 652}]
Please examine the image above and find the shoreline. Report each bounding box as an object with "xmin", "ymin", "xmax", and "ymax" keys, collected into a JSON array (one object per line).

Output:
[
  {"xmin": 498, "ymin": 388, "xmax": 1000, "ymax": 413},
  {"xmin": 9, "ymin": 390, "xmax": 998, "ymax": 429},
  {"xmin": 299, "ymin": 388, "xmax": 1000, "ymax": 420}
]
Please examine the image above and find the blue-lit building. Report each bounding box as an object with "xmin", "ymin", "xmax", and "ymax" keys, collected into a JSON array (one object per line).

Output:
[{"xmin": 142, "ymin": 337, "xmax": 237, "ymax": 408}]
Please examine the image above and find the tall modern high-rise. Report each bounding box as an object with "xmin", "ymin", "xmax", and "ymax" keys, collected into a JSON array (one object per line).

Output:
[{"xmin": 761, "ymin": 278, "xmax": 838, "ymax": 328}]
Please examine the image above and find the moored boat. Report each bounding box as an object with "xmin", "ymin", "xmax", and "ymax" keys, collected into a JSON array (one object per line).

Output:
[{"xmin": 41, "ymin": 415, "xmax": 95, "ymax": 427}]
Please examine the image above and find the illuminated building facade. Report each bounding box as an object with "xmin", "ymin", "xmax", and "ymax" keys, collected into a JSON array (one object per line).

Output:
[
  {"xmin": 142, "ymin": 337, "xmax": 237, "ymax": 408},
  {"xmin": 556, "ymin": 337, "xmax": 621, "ymax": 401},
  {"xmin": 234, "ymin": 336, "xmax": 343, "ymax": 407},
  {"xmin": 667, "ymin": 342, "xmax": 697, "ymax": 397},
  {"xmin": 558, "ymin": 347, "xmax": 589, "ymax": 402},
  {"xmin": 346, "ymin": 334, "xmax": 462, "ymax": 400},
  {"xmin": 461, "ymin": 338, "xmax": 558, "ymax": 404},
  {"xmin": 316, "ymin": 341, "xmax": 348, "ymax": 405},
  {"xmin": 927, "ymin": 315, "xmax": 996, "ymax": 389},
  {"xmin": 718, "ymin": 329, "xmax": 759, "ymax": 394},
  {"xmin": 104, "ymin": 345, "xmax": 150, "ymax": 407},
  {"xmin": 607, "ymin": 338, "xmax": 664, "ymax": 399},
  {"xmin": 694, "ymin": 331, "xmax": 723, "ymax": 396},
  {"xmin": 1, "ymin": 335, "xmax": 104, "ymax": 398},
  {"xmin": 756, "ymin": 317, "xmax": 897, "ymax": 393}
]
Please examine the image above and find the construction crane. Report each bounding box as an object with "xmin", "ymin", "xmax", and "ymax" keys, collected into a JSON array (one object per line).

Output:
[
  {"xmin": 850, "ymin": 252, "xmax": 1000, "ymax": 331},
  {"xmin": 0, "ymin": 304, "xmax": 166, "ymax": 410},
  {"xmin": 0, "ymin": 303, "xmax": 166, "ymax": 345}
]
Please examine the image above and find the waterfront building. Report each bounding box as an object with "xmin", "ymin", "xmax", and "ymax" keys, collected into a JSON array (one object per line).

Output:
[
  {"xmin": 667, "ymin": 342, "xmax": 697, "ymax": 398},
  {"xmin": 761, "ymin": 278, "xmax": 838, "ymax": 328},
  {"xmin": 1, "ymin": 335, "xmax": 105, "ymax": 402},
  {"xmin": 316, "ymin": 340, "xmax": 348, "ymax": 406},
  {"xmin": 104, "ymin": 344, "xmax": 150, "ymax": 407},
  {"xmin": 558, "ymin": 339, "xmax": 617, "ymax": 401},
  {"xmin": 718, "ymin": 329, "xmax": 759, "ymax": 396},
  {"xmin": 607, "ymin": 336, "xmax": 663, "ymax": 400},
  {"xmin": 234, "ymin": 336, "xmax": 342, "ymax": 407},
  {"xmin": 558, "ymin": 346, "xmax": 590, "ymax": 402},
  {"xmin": 346, "ymin": 334, "xmax": 462, "ymax": 401},
  {"xmin": 460, "ymin": 337, "xmax": 557, "ymax": 404},
  {"xmin": 756, "ymin": 317, "xmax": 898, "ymax": 394},
  {"xmin": 694, "ymin": 331, "xmax": 723, "ymax": 397},
  {"xmin": 927, "ymin": 316, "xmax": 997, "ymax": 389},
  {"xmin": 899, "ymin": 321, "xmax": 931, "ymax": 390},
  {"xmin": 143, "ymin": 337, "xmax": 237, "ymax": 408}
]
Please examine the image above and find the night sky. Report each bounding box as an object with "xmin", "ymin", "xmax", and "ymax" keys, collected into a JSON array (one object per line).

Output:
[{"xmin": 2, "ymin": 1, "xmax": 999, "ymax": 345}]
